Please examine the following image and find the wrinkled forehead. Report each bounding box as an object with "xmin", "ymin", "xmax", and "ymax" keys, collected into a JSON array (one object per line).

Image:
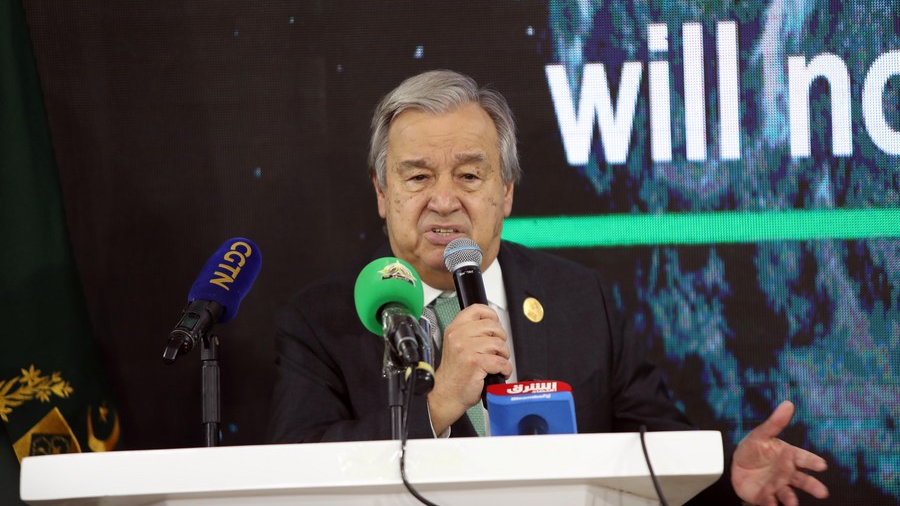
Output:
[{"xmin": 386, "ymin": 107, "xmax": 500, "ymax": 167}]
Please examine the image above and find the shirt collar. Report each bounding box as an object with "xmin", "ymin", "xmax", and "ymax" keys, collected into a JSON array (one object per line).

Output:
[{"xmin": 421, "ymin": 258, "xmax": 507, "ymax": 311}]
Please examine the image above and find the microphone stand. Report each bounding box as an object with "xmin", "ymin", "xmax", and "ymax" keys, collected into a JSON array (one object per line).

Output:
[
  {"xmin": 387, "ymin": 368, "xmax": 404, "ymax": 440},
  {"xmin": 385, "ymin": 318, "xmax": 437, "ymax": 440},
  {"xmin": 200, "ymin": 333, "xmax": 221, "ymax": 447},
  {"xmin": 162, "ymin": 313, "xmax": 223, "ymax": 447}
]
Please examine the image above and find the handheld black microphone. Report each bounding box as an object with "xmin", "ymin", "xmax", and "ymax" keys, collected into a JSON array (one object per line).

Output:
[
  {"xmin": 163, "ymin": 238, "xmax": 262, "ymax": 364},
  {"xmin": 443, "ymin": 237, "xmax": 506, "ymax": 399}
]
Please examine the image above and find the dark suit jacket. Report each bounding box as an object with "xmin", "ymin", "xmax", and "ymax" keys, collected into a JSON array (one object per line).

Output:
[
  {"xmin": 267, "ymin": 240, "xmax": 739, "ymax": 503},
  {"xmin": 268, "ymin": 240, "xmax": 694, "ymax": 441}
]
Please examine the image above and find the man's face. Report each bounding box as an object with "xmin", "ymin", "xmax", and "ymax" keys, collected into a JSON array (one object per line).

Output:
[{"xmin": 374, "ymin": 102, "xmax": 514, "ymax": 290}]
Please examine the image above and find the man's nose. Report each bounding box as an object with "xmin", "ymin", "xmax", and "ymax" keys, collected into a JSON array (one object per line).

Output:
[{"xmin": 426, "ymin": 176, "xmax": 461, "ymax": 214}]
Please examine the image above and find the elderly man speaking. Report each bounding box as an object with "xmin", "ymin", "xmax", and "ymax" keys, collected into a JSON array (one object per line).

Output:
[{"xmin": 268, "ymin": 70, "xmax": 829, "ymax": 506}]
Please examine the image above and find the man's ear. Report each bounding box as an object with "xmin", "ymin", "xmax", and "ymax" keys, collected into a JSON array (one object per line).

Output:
[
  {"xmin": 372, "ymin": 170, "xmax": 387, "ymax": 219},
  {"xmin": 502, "ymin": 180, "xmax": 514, "ymax": 217}
]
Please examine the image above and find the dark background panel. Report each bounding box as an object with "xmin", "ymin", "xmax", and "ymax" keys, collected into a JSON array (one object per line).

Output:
[{"xmin": 22, "ymin": 0, "xmax": 575, "ymax": 452}]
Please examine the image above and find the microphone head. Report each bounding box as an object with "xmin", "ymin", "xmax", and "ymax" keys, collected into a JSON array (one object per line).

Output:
[
  {"xmin": 188, "ymin": 238, "xmax": 262, "ymax": 323},
  {"xmin": 354, "ymin": 257, "xmax": 424, "ymax": 335},
  {"xmin": 443, "ymin": 237, "xmax": 483, "ymax": 272}
]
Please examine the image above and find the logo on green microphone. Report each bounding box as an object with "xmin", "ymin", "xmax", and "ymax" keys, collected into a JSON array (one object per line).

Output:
[{"xmin": 378, "ymin": 261, "xmax": 417, "ymax": 287}]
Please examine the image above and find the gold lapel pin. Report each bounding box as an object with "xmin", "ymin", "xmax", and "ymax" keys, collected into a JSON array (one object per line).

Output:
[{"xmin": 523, "ymin": 297, "xmax": 544, "ymax": 323}]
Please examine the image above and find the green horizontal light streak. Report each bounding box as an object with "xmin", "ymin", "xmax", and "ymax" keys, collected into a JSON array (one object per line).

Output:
[{"xmin": 502, "ymin": 209, "xmax": 900, "ymax": 248}]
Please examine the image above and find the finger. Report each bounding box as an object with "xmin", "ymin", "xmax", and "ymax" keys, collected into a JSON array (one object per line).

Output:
[
  {"xmin": 776, "ymin": 487, "xmax": 798, "ymax": 506},
  {"xmin": 452, "ymin": 331, "xmax": 509, "ymax": 359},
  {"xmin": 790, "ymin": 472, "xmax": 829, "ymax": 499},
  {"xmin": 444, "ymin": 333, "xmax": 509, "ymax": 366},
  {"xmin": 449, "ymin": 349, "xmax": 510, "ymax": 380},
  {"xmin": 480, "ymin": 337, "xmax": 510, "ymax": 359},
  {"xmin": 456, "ymin": 304, "xmax": 500, "ymax": 322},
  {"xmin": 750, "ymin": 400, "xmax": 795, "ymax": 440},
  {"xmin": 446, "ymin": 319, "xmax": 508, "ymax": 345},
  {"xmin": 462, "ymin": 318, "xmax": 507, "ymax": 340},
  {"xmin": 794, "ymin": 448, "xmax": 828, "ymax": 472},
  {"xmin": 481, "ymin": 353, "xmax": 513, "ymax": 378},
  {"xmin": 760, "ymin": 495, "xmax": 778, "ymax": 506}
]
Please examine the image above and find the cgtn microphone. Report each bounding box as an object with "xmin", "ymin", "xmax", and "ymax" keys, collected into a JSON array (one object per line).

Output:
[
  {"xmin": 163, "ymin": 238, "xmax": 262, "ymax": 364},
  {"xmin": 486, "ymin": 380, "xmax": 578, "ymax": 436},
  {"xmin": 354, "ymin": 257, "xmax": 434, "ymax": 393},
  {"xmin": 443, "ymin": 237, "xmax": 505, "ymax": 394}
]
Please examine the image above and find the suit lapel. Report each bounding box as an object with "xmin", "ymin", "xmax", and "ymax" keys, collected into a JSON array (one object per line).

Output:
[{"xmin": 498, "ymin": 242, "xmax": 553, "ymax": 382}]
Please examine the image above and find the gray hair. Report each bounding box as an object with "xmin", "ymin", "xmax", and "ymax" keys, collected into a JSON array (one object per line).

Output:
[{"xmin": 368, "ymin": 70, "xmax": 521, "ymax": 188}]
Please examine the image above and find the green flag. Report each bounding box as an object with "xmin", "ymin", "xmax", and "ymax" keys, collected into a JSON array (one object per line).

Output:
[{"xmin": 1, "ymin": 1, "xmax": 120, "ymax": 502}]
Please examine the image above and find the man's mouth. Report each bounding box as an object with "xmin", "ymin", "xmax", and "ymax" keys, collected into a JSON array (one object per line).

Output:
[{"xmin": 431, "ymin": 227, "xmax": 460, "ymax": 236}]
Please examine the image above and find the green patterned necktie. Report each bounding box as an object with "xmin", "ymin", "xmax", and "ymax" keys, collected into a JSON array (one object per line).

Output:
[{"xmin": 432, "ymin": 294, "xmax": 487, "ymax": 437}]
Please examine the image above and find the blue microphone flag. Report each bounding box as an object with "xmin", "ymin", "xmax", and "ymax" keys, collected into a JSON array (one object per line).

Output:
[
  {"xmin": 486, "ymin": 380, "xmax": 578, "ymax": 436},
  {"xmin": 188, "ymin": 237, "xmax": 262, "ymax": 323}
]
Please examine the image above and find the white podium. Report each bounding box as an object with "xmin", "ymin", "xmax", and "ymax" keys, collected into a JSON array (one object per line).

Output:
[{"xmin": 21, "ymin": 431, "xmax": 723, "ymax": 506}]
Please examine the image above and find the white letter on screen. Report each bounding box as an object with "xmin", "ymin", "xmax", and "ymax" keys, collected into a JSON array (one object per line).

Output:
[
  {"xmin": 683, "ymin": 22, "xmax": 707, "ymax": 162},
  {"xmin": 788, "ymin": 53, "xmax": 852, "ymax": 158},
  {"xmin": 717, "ymin": 21, "xmax": 741, "ymax": 160},
  {"xmin": 649, "ymin": 23, "xmax": 673, "ymax": 162},
  {"xmin": 546, "ymin": 63, "xmax": 643, "ymax": 165},
  {"xmin": 863, "ymin": 50, "xmax": 900, "ymax": 155}
]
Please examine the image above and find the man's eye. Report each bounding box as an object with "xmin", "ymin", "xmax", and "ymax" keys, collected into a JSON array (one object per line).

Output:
[
  {"xmin": 461, "ymin": 173, "xmax": 479, "ymax": 181},
  {"xmin": 409, "ymin": 174, "xmax": 428, "ymax": 182}
]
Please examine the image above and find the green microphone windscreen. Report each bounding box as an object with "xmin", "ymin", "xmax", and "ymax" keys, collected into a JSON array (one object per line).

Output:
[{"xmin": 354, "ymin": 257, "xmax": 424, "ymax": 335}]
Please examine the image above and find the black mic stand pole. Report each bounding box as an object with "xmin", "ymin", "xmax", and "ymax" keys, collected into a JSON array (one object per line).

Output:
[
  {"xmin": 387, "ymin": 367, "xmax": 404, "ymax": 440},
  {"xmin": 200, "ymin": 333, "xmax": 221, "ymax": 447},
  {"xmin": 385, "ymin": 320, "xmax": 436, "ymax": 440}
]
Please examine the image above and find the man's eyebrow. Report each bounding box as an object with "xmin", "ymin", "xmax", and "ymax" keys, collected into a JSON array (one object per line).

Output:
[
  {"xmin": 396, "ymin": 152, "xmax": 488, "ymax": 171},
  {"xmin": 454, "ymin": 152, "xmax": 487, "ymax": 165},
  {"xmin": 397, "ymin": 158, "xmax": 430, "ymax": 171}
]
